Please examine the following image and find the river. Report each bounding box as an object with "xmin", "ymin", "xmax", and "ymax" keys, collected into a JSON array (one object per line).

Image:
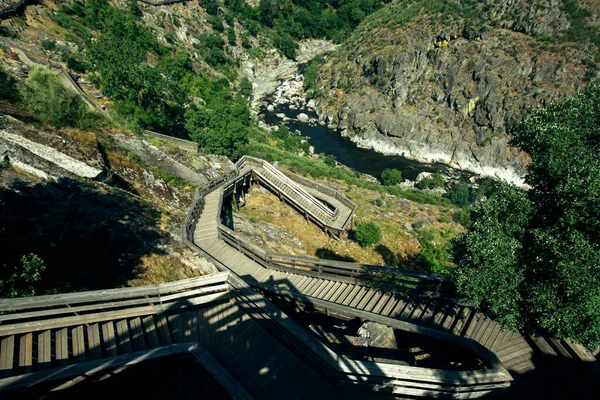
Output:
[{"xmin": 259, "ymin": 101, "xmax": 474, "ymax": 182}]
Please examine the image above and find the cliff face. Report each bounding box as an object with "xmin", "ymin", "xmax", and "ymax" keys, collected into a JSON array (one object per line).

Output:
[{"xmin": 312, "ymin": 0, "xmax": 600, "ymax": 184}]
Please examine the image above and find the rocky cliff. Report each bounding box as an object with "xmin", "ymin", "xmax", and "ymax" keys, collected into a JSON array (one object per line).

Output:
[{"xmin": 311, "ymin": 0, "xmax": 600, "ymax": 184}]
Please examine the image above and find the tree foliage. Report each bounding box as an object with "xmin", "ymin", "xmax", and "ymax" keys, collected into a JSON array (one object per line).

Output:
[
  {"xmin": 20, "ymin": 68, "xmax": 95, "ymax": 128},
  {"xmin": 355, "ymin": 222, "xmax": 382, "ymax": 247},
  {"xmin": 0, "ymin": 254, "xmax": 46, "ymax": 298},
  {"xmin": 444, "ymin": 183, "xmax": 477, "ymax": 206},
  {"xmin": 453, "ymin": 85, "xmax": 600, "ymax": 349},
  {"xmin": 380, "ymin": 168, "xmax": 402, "ymax": 186},
  {"xmin": 0, "ymin": 67, "xmax": 20, "ymax": 103}
]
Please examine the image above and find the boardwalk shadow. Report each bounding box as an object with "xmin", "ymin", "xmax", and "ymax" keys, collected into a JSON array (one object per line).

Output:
[
  {"xmin": 315, "ymin": 248, "xmax": 355, "ymax": 262},
  {"xmin": 0, "ymin": 177, "xmax": 165, "ymax": 294}
]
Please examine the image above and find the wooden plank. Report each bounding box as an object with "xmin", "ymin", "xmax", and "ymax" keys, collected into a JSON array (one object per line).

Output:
[
  {"xmin": 472, "ymin": 316, "xmax": 493, "ymax": 343},
  {"xmin": 464, "ymin": 311, "xmax": 483, "ymax": 338},
  {"xmin": 0, "ymin": 344, "xmax": 196, "ymax": 393},
  {"xmin": 440, "ymin": 305, "xmax": 460, "ymax": 332},
  {"xmin": 37, "ymin": 331, "xmax": 52, "ymax": 369},
  {"xmin": 101, "ymin": 322, "xmax": 118, "ymax": 358},
  {"xmin": 71, "ymin": 326, "xmax": 86, "ymax": 363},
  {"xmin": 301, "ymin": 279, "xmax": 321, "ymax": 295},
  {"xmin": 141, "ymin": 316, "xmax": 160, "ymax": 349},
  {"xmin": 18, "ymin": 333, "xmax": 33, "ymax": 374},
  {"xmin": 356, "ymin": 289, "xmax": 376, "ymax": 310},
  {"xmin": 320, "ymin": 282, "xmax": 341, "ymax": 301},
  {"xmin": 0, "ymin": 272, "xmax": 229, "ymax": 312},
  {"xmin": 482, "ymin": 321, "xmax": 503, "ymax": 350},
  {"xmin": 115, "ymin": 320, "xmax": 132, "ymax": 354},
  {"xmin": 348, "ymin": 287, "xmax": 372, "ymax": 308},
  {"xmin": 500, "ymin": 348, "xmax": 534, "ymax": 366},
  {"xmin": 496, "ymin": 340, "xmax": 531, "ymax": 359},
  {"xmin": 451, "ymin": 307, "xmax": 472, "ymax": 336},
  {"xmin": 489, "ymin": 326, "xmax": 512, "ymax": 352},
  {"xmin": 396, "ymin": 301, "xmax": 416, "ymax": 319},
  {"xmin": 0, "ymin": 336, "xmax": 15, "ymax": 374},
  {"xmin": 364, "ymin": 292, "xmax": 384, "ymax": 312},
  {"xmin": 296, "ymin": 277, "xmax": 315, "ymax": 292},
  {"xmin": 129, "ymin": 317, "xmax": 147, "ymax": 352},
  {"xmin": 55, "ymin": 328, "xmax": 69, "ymax": 367},
  {"xmin": 308, "ymin": 280, "xmax": 330, "ymax": 298},
  {"xmin": 371, "ymin": 294, "xmax": 391, "ymax": 314},
  {"xmin": 182, "ymin": 312, "xmax": 194, "ymax": 342},
  {"xmin": 417, "ymin": 303, "xmax": 437, "ymax": 326},
  {"xmin": 330, "ymin": 283, "xmax": 352, "ymax": 303},
  {"xmin": 168, "ymin": 314, "xmax": 183, "ymax": 344},
  {"xmin": 313, "ymin": 281, "xmax": 335, "ymax": 298},
  {"xmin": 547, "ymin": 337, "xmax": 573, "ymax": 359},
  {"xmin": 341, "ymin": 286, "xmax": 362, "ymax": 306},
  {"xmin": 155, "ymin": 314, "xmax": 172, "ymax": 346},
  {"xmin": 86, "ymin": 324, "xmax": 102, "ymax": 361},
  {"xmin": 381, "ymin": 296, "xmax": 400, "ymax": 317},
  {"xmin": 189, "ymin": 344, "xmax": 255, "ymax": 400},
  {"xmin": 292, "ymin": 276, "xmax": 309, "ymax": 291},
  {"xmin": 496, "ymin": 336, "xmax": 527, "ymax": 353}
]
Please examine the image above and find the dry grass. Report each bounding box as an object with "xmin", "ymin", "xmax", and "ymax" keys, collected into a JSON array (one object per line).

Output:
[
  {"xmin": 240, "ymin": 184, "xmax": 462, "ymax": 267},
  {"xmin": 127, "ymin": 254, "xmax": 202, "ymax": 287}
]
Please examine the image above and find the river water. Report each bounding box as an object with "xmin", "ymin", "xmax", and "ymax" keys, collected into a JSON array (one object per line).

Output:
[{"xmin": 260, "ymin": 101, "xmax": 473, "ymax": 182}]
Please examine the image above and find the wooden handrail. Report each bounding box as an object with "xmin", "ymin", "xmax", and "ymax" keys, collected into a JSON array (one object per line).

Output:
[{"xmin": 0, "ymin": 272, "xmax": 229, "ymax": 313}]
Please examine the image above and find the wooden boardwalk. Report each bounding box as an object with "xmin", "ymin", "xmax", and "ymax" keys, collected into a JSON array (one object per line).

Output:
[
  {"xmin": 237, "ymin": 157, "xmax": 355, "ymax": 236},
  {"xmin": 0, "ymin": 273, "xmax": 340, "ymax": 399},
  {"xmin": 192, "ymin": 165, "xmax": 538, "ymax": 377}
]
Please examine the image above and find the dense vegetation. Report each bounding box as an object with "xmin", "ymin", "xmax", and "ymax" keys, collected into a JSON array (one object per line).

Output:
[
  {"xmin": 453, "ymin": 84, "xmax": 600, "ymax": 350},
  {"xmin": 52, "ymin": 0, "xmax": 252, "ymax": 157},
  {"xmin": 224, "ymin": 0, "xmax": 390, "ymax": 58}
]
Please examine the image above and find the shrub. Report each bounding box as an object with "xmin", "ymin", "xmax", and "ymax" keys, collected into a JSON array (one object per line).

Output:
[
  {"xmin": 355, "ymin": 222, "xmax": 382, "ymax": 247},
  {"xmin": 20, "ymin": 68, "xmax": 95, "ymax": 128},
  {"xmin": 452, "ymin": 207, "xmax": 472, "ymax": 228},
  {"xmin": 444, "ymin": 183, "xmax": 478, "ymax": 207},
  {"xmin": 380, "ymin": 168, "xmax": 402, "ymax": 186},
  {"xmin": 415, "ymin": 173, "xmax": 444, "ymax": 190},
  {"xmin": 0, "ymin": 67, "xmax": 20, "ymax": 103},
  {"xmin": 324, "ymin": 154, "xmax": 337, "ymax": 167}
]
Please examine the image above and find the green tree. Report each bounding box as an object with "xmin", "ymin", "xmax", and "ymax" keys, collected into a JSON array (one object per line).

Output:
[
  {"xmin": 0, "ymin": 67, "xmax": 21, "ymax": 103},
  {"xmin": 453, "ymin": 85, "xmax": 600, "ymax": 349},
  {"xmin": 0, "ymin": 254, "xmax": 46, "ymax": 298},
  {"xmin": 380, "ymin": 168, "xmax": 402, "ymax": 186},
  {"xmin": 444, "ymin": 183, "xmax": 477, "ymax": 206},
  {"xmin": 415, "ymin": 173, "xmax": 445, "ymax": 190},
  {"xmin": 240, "ymin": 77, "xmax": 253, "ymax": 99},
  {"xmin": 20, "ymin": 68, "xmax": 90, "ymax": 128},
  {"xmin": 324, "ymin": 154, "xmax": 336, "ymax": 167},
  {"xmin": 355, "ymin": 222, "xmax": 382, "ymax": 247}
]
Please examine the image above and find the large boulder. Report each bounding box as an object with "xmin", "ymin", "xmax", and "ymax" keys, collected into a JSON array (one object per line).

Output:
[
  {"xmin": 297, "ymin": 113, "xmax": 310, "ymax": 123},
  {"xmin": 357, "ymin": 322, "xmax": 397, "ymax": 349}
]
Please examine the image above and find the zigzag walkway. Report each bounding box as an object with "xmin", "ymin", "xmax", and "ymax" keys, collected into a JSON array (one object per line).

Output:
[
  {"xmin": 192, "ymin": 163, "xmax": 536, "ymax": 376},
  {"xmin": 237, "ymin": 157, "xmax": 355, "ymax": 237},
  {"xmin": 0, "ymin": 273, "xmax": 340, "ymax": 399}
]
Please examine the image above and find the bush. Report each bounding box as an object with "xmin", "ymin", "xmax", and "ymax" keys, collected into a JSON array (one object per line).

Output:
[
  {"xmin": 355, "ymin": 222, "xmax": 382, "ymax": 247},
  {"xmin": 0, "ymin": 253, "xmax": 45, "ymax": 298},
  {"xmin": 20, "ymin": 68, "xmax": 95, "ymax": 128},
  {"xmin": 380, "ymin": 168, "xmax": 402, "ymax": 186},
  {"xmin": 324, "ymin": 154, "xmax": 337, "ymax": 167},
  {"xmin": 444, "ymin": 183, "xmax": 478, "ymax": 207},
  {"xmin": 415, "ymin": 173, "xmax": 444, "ymax": 190},
  {"xmin": 0, "ymin": 67, "xmax": 20, "ymax": 103},
  {"xmin": 452, "ymin": 207, "xmax": 472, "ymax": 228}
]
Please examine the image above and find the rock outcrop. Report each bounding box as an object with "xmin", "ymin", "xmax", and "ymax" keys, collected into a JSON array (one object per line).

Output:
[{"xmin": 311, "ymin": 0, "xmax": 600, "ymax": 184}]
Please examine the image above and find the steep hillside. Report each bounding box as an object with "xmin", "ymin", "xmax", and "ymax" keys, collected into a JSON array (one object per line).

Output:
[{"xmin": 310, "ymin": 0, "xmax": 600, "ymax": 184}]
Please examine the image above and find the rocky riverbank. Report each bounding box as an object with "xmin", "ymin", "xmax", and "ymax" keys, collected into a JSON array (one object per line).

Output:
[{"xmin": 242, "ymin": 39, "xmax": 337, "ymax": 110}]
